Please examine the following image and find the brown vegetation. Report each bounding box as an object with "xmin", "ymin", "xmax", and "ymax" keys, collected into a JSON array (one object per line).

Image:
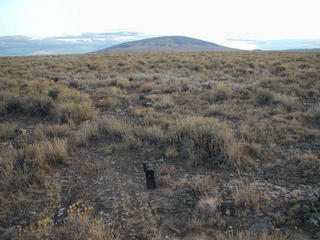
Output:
[{"xmin": 0, "ymin": 51, "xmax": 319, "ymax": 239}]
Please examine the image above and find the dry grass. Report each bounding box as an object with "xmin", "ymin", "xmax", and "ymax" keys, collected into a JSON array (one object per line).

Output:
[
  {"xmin": 298, "ymin": 153, "xmax": 320, "ymax": 176},
  {"xmin": 156, "ymin": 163, "xmax": 175, "ymax": 187},
  {"xmin": 0, "ymin": 51, "xmax": 319, "ymax": 239},
  {"xmin": 168, "ymin": 116, "xmax": 250, "ymax": 168},
  {"xmin": 0, "ymin": 79, "xmax": 97, "ymax": 124},
  {"xmin": 97, "ymin": 116, "xmax": 134, "ymax": 142},
  {"xmin": 0, "ymin": 138, "xmax": 69, "ymax": 196},
  {"xmin": 0, "ymin": 122, "xmax": 17, "ymax": 138},
  {"xmin": 203, "ymin": 83, "xmax": 233, "ymax": 103},
  {"xmin": 231, "ymin": 182, "xmax": 261, "ymax": 216},
  {"xmin": 17, "ymin": 212, "xmax": 117, "ymax": 240},
  {"xmin": 34, "ymin": 123, "xmax": 71, "ymax": 139},
  {"xmin": 139, "ymin": 81, "xmax": 157, "ymax": 93},
  {"xmin": 214, "ymin": 230, "xmax": 299, "ymax": 240}
]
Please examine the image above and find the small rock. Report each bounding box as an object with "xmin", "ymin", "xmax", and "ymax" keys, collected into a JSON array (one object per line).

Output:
[
  {"xmin": 218, "ymin": 202, "xmax": 235, "ymax": 217},
  {"xmin": 274, "ymin": 185, "xmax": 281, "ymax": 191},
  {"xmin": 226, "ymin": 185, "xmax": 234, "ymax": 191},
  {"xmin": 305, "ymin": 213, "xmax": 320, "ymax": 227},
  {"xmin": 57, "ymin": 208, "xmax": 65, "ymax": 217},
  {"xmin": 310, "ymin": 191, "xmax": 320, "ymax": 202},
  {"xmin": 249, "ymin": 216, "xmax": 275, "ymax": 233}
]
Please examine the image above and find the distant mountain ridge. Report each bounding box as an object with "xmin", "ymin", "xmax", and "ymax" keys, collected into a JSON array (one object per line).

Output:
[{"xmin": 96, "ymin": 36, "xmax": 238, "ymax": 52}]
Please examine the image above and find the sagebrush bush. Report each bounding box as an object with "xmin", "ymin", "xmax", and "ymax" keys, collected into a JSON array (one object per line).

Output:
[
  {"xmin": 168, "ymin": 116, "xmax": 248, "ymax": 168},
  {"xmin": 1, "ymin": 51, "xmax": 319, "ymax": 239},
  {"xmin": 312, "ymin": 104, "xmax": 320, "ymax": 124},
  {"xmin": 139, "ymin": 81, "xmax": 157, "ymax": 93},
  {"xmin": 116, "ymin": 78, "xmax": 131, "ymax": 89},
  {"xmin": 0, "ymin": 79, "xmax": 97, "ymax": 123},
  {"xmin": 2, "ymin": 93, "xmax": 23, "ymax": 113},
  {"xmin": 299, "ymin": 153, "xmax": 320, "ymax": 172},
  {"xmin": 204, "ymin": 84, "xmax": 233, "ymax": 103},
  {"xmin": 254, "ymin": 88, "xmax": 274, "ymax": 106},
  {"xmin": 55, "ymin": 101, "xmax": 96, "ymax": 124},
  {"xmin": 273, "ymin": 94, "xmax": 300, "ymax": 112},
  {"xmin": 23, "ymin": 95, "xmax": 54, "ymax": 116},
  {"xmin": 270, "ymin": 65, "xmax": 287, "ymax": 75}
]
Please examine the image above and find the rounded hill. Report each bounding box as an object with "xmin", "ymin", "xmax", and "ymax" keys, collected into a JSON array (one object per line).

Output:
[{"xmin": 96, "ymin": 36, "xmax": 238, "ymax": 52}]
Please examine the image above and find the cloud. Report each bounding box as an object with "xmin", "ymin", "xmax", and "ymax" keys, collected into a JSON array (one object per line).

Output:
[
  {"xmin": 0, "ymin": 32, "xmax": 151, "ymax": 56},
  {"xmin": 226, "ymin": 38, "xmax": 320, "ymax": 51},
  {"xmin": 1, "ymin": 33, "xmax": 319, "ymax": 56},
  {"xmin": 33, "ymin": 50, "xmax": 54, "ymax": 55}
]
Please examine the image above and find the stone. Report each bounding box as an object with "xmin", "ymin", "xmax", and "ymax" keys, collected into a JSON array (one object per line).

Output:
[
  {"xmin": 302, "ymin": 213, "xmax": 320, "ymax": 228},
  {"xmin": 249, "ymin": 216, "xmax": 275, "ymax": 233},
  {"xmin": 310, "ymin": 191, "xmax": 320, "ymax": 202},
  {"xmin": 218, "ymin": 202, "xmax": 235, "ymax": 217},
  {"xmin": 139, "ymin": 95, "xmax": 154, "ymax": 107}
]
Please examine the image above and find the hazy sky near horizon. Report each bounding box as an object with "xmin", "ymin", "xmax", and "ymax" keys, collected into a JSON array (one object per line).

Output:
[{"xmin": 1, "ymin": 0, "xmax": 320, "ymax": 47}]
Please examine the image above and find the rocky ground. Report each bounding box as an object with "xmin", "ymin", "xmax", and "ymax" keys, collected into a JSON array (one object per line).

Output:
[{"xmin": 0, "ymin": 51, "xmax": 319, "ymax": 239}]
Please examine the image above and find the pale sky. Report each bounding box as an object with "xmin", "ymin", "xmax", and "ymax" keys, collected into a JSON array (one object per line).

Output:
[{"xmin": 1, "ymin": 0, "xmax": 320, "ymax": 49}]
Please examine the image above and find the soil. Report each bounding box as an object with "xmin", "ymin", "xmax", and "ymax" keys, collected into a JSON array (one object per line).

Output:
[{"xmin": 1, "ymin": 111, "xmax": 320, "ymax": 239}]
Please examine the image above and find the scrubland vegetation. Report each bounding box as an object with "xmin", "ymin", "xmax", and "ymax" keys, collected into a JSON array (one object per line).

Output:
[{"xmin": 0, "ymin": 51, "xmax": 319, "ymax": 239}]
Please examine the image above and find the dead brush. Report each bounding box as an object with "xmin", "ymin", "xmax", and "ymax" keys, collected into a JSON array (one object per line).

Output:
[
  {"xmin": 139, "ymin": 81, "xmax": 157, "ymax": 93},
  {"xmin": 165, "ymin": 146, "xmax": 179, "ymax": 159},
  {"xmin": 97, "ymin": 116, "xmax": 134, "ymax": 142},
  {"xmin": 273, "ymin": 93, "xmax": 301, "ymax": 112},
  {"xmin": 14, "ymin": 138, "xmax": 70, "ymax": 172},
  {"xmin": 18, "ymin": 211, "xmax": 117, "ymax": 240},
  {"xmin": 0, "ymin": 78, "xmax": 97, "ymax": 123},
  {"xmin": 55, "ymin": 101, "xmax": 96, "ymax": 124},
  {"xmin": 112, "ymin": 196, "xmax": 160, "ymax": 239},
  {"xmin": 298, "ymin": 153, "xmax": 320, "ymax": 174},
  {"xmin": 70, "ymin": 119, "xmax": 100, "ymax": 146},
  {"xmin": 96, "ymin": 96, "xmax": 119, "ymax": 109},
  {"xmin": 214, "ymin": 229, "xmax": 299, "ymax": 240},
  {"xmin": 254, "ymin": 88, "xmax": 275, "ymax": 106},
  {"xmin": 0, "ymin": 122, "xmax": 17, "ymax": 138},
  {"xmin": 203, "ymin": 83, "xmax": 233, "ymax": 103},
  {"xmin": 312, "ymin": 104, "xmax": 320, "ymax": 125},
  {"xmin": 133, "ymin": 125, "xmax": 165, "ymax": 145},
  {"xmin": 195, "ymin": 195, "xmax": 222, "ymax": 216},
  {"xmin": 168, "ymin": 116, "xmax": 249, "ymax": 169},
  {"xmin": 34, "ymin": 123, "xmax": 71, "ymax": 139},
  {"xmin": 116, "ymin": 78, "xmax": 131, "ymax": 89},
  {"xmin": 156, "ymin": 163, "xmax": 175, "ymax": 187},
  {"xmin": 232, "ymin": 182, "xmax": 261, "ymax": 216},
  {"xmin": 191, "ymin": 175, "xmax": 213, "ymax": 194}
]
